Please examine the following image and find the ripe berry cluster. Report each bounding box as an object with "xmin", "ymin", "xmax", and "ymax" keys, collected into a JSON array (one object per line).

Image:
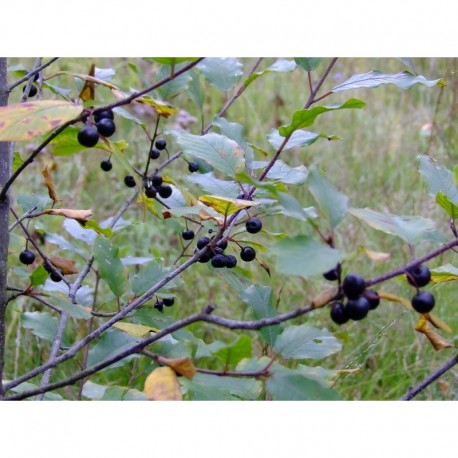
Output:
[
  {"xmin": 406, "ymin": 264, "xmax": 434, "ymax": 313},
  {"xmin": 329, "ymin": 272, "xmax": 380, "ymax": 325},
  {"xmin": 192, "ymin": 236, "xmax": 238, "ymax": 268},
  {"xmin": 19, "ymin": 248, "xmax": 63, "ymax": 282},
  {"xmin": 78, "ymin": 109, "xmax": 116, "ymax": 150},
  {"xmin": 141, "ymin": 173, "xmax": 173, "ymax": 199},
  {"xmin": 154, "ymin": 296, "xmax": 175, "ymax": 312}
]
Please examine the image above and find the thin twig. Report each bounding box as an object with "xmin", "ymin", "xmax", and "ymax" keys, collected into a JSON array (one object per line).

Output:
[
  {"xmin": 8, "ymin": 206, "xmax": 37, "ymax": 232},
  {"xmin": 21, "ymin": 58, "xmax": 42, "ymax": 102},
  {"xmin": 401, "ymin": 353, "xmax": 458, "ymax": 400}
]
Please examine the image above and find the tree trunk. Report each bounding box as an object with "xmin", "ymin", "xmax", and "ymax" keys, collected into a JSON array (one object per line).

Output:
[{"xmin": 0, "ymin": 57, "xmax": 12, "ymax": 398}]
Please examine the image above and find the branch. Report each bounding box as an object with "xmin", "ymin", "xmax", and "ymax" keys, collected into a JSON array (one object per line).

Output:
[
  {"xmin": 8, "ymin": 206, "xmax": 37, "ymax": 232},
  {"xmin": 35, "ymin": 311, "xmax": 68, "ymax": 401},
  {"xmin": 401, "ymin": 353, "xmax": 458, "ymax": 400},
  {"xmin": 8, "ymin": 57, "xmax": 60, "ymax": 91}
]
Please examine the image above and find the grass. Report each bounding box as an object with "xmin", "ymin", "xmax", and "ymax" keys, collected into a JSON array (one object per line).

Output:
[{"xmin": 4, "ymin": 57, "xmax": 458, "ymax": 400}]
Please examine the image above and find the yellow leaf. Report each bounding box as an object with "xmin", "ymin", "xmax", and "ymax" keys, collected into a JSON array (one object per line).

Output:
[
  {"xmin": 135, "ymin": 95, "xmax": 179, "ymax": 118},
  {"xmin": 424, "ymin": 313, "xmax": 452, "ymax": 334},
  {"xmin": 79, "ymin": 63, "xmax": 95, "ymax": 102},
  {"xmin": 312, "ymin": 286, "xmax": 339, "ymax": 308},
  {"xmin": 199, "ymin": 195, "xmax": 260, "ymax": 216},
  {"xmin": 415, "ymin": 316, "xmax": 455, "ymax": 351},
  {"xmin": 54, "ymin": 71, "xmax": 119, "ymax": 90},
  {"xmin": 144, "ymin": 367, "xmax": 182, "ymax": 401},
  {"xmin": 199, "ymin": 209, "xmax": 224, "ymax": 226},
  {"xmin": 377, "ymin": 291, "xmax": 412, "ymax": 309},
  {"xmin": 44, "ymin": 208, "xmax": 93, "ymax": 222},
  {"xmin": 0, "ymin": 101, "xmax": 83, "ymax": 141},
  {"xmin": 113, "ymin": 322, "xmax": 159, "ymax": 338},
  {"xmin": 358, "ymin": 246, "xmax": 390, "ymax": 262},
  {"xmin": 49, "ymin": 255, "xmax": 78, "ymax": 275},
  {"xmin": 42, "ymin": 165, "xmax": 57, "ymax": 203},
  {"xmin": 157, "ymin": 356, "xmax": 197, "ymax": 379}
]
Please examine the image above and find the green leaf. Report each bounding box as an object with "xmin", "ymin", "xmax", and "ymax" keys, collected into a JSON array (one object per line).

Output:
[
  {"xmin": 239, "ymin": 285, "xmax": 282, "ymax": 346},
  {"xmin": 430, "ymin": 264, "xmax": 458, "ymax": 283},
  {"xmin": 306, "ymin": 165, "xmax": 349, "ymax": 228},
  {"xmin": 279, "ymin": 98, "xmax": 366, "ymax": 137},
  {"xmin": 0, "ymin": 100, "xmax": 83, "ymax": 141},
  {"xmin": 197, "ymin": 58, "xmax": 243, "ymax": 91},
  {"xmin": 12, "ymin": 151, "xmax": 24, "ymax": 172},
  {"xmin": 266, "ymin": 366, "xmax": 339, "ymax": 400},
  {"xmin": 17, "ymin": 193, "xmax": 51, "ymax": 213},
  {"xmin": 252, "ymin": 160, "xmax": 308, "ymax": 185},
  {"xmin": 51, "ymin": 296, "xmax": 92, "ymax": 320},
  {"xmin": 436, "ymin": 192, "xmax": 458, "ymax": 218},
  {"xmin": 63, "ymin": 219, "xmax": 96, "ymax": 245},
  {"xmin": 29, "ymin": 265, "xmax": 49, "ymax": 287},
  {"xmin": 45, "ymin": 232, "xmax": 86, "ymax": 257},
  {"xmin": 131, "ymin": 260, "xmax": 180, "ymax": 296},
  {"xmin": 112, "ymin": 107, "xmax": 145, "ymax": 127},
  {"xmin": 147, "ymin": 57, "xmax": 198, "ymax": 66},
  {"xmin": 87, "ymin": 328, "xmax": 140, "ymax": 369},
  {"xmin": 213, "ymin": 117, "xmax": 254, "ymax": 166},
  {"xmin": 211, "ymin": 335, "xmax": 252, "ymax": 366},
  {"xmin": 188, "ymin": 70, "xmax": 204, "ymax": 112},
  {"xmin": 101, "ymin": 386, "xmax": 147, "ymax": 401},
  {"xmin": 418, "ymin": 154, "xmax": 458, "ymax": 204},
  {"xmin": 81, "ymin": 220, "xmax": 113, "ymax": 238},
  {"xmin": 273, "ymin": 323, "xmax": 342, "ymax": 360},
  {"xmin": 10, "ymin": 382, "xmax": 63, "ymax": 400},
  {"xmin": 48, "ymin": 126, "xmax": 86, "ymax": 156},
  {"xmin": 332, "ymin": 70, "xmax": 444, "ymax": 93},
  {"xmin": 155, "ymin": 64, "xmax": 192, "ymax": 100},
  {"xmin": 21, "ymin": 312, "xmax": 59, "ymax": 343},
  {"xmin": 175, "ymin": 131, "xmax": 245, "ymax": 178},
  {"xmin": 349, "ymin": 207, "xmax": 436, "ymax": 245},
  {"xmin": 187, "ymin": 172, "xmax": 240, "ymax": 198},
  {"xmin": 271, "ymin": 235, "xmax": 343, "ymax": 278},
  {"xmin": 93, "ymin": 236, "xmax": 127, "ymax": 297},
  {"xmin": 277, "ymin": 192, "xmax": 317, "ymax": 220},
  {"xmin": 180, "ymin": 377, "xmax": 233, "ymax": 400},
  {"xmin": 268, "ymin": 128, "xmax": 320, "ymax": 150},
  {"xmin": 294, "ymin": 58, "xmax": 323, "ymax": 72},
  {"xmin": 244, "ymin": 59, "xmax": 296, "ymax": 88}
]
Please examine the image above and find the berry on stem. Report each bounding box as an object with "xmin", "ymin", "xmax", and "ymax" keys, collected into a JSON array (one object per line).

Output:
[
  {"xmin": 163, "ymin": 297, "xmax": 175, "ymax": 307},
  {"xmin": 155, "ymin": 138, "xmax": 167, "ymax": 150},
  {"xmin": 78, "ymin": 125, "xmax": 100, "ymax": 148},
  {"xmin": 50, "ymin": 269, "xmax": 63, "ymax": 283},
  {"xmin": 323, "ymin": 264, "xmax": 341, "ymax": 281},
  {"xmin": 346, "ymin": 296, "xmax": 370, "ymax": 321},
  {"xmin": 330, "ymin": 302, "xmax": 350, "ymax": 325},
  {"xmin": 182, "ymin": 229, "xmax": 195, "ymax": 240},
  {"xmin": 188, "ymin": 162, "xmax": 199, "ymax": 173},
  {"xmin": 154, "ymin": 301, "xmax": 164, "ymax": 312},
  {"xmin": 145, "ymin": 186, "xmax": 157, "ymax": 198},
  {"xmin": 197, "ymin": 237, "xmax": 210, "ymax": 249},
  {"xmin": 94, "ymin": 109, "xmax": 114, "ymax": 123},
  {"xmin": 406, "ymin": 265, "xmax": 431, "ymax": 288},
  {"xmin": 23, "ymin": 84, "xmax": 38, "ymax": 97},
  {"xmin": 124, "ymin": 175, "xmax": 136, "ymax": 188},
  {"xmin": 342, "ymin": 273, "xmax": 366, "ymax": 299},
  {"xmin": 96, "ymin": 118, "xmax": 116, "ymax": 137},
  {"xmin": 240, "ymin": 246, "xmax": 256, "ymax": 262},
  {"xmin": 225, "ymin": 255, "xmax": 237, "ymax": 268},
  {"xmin": 364, "ymin": 289, "xmax": 380, "ymax": 310},
  {"xmin": 211, "ymin": 254, "xmax": 227, "ymax": 268},
  {"xmin": 100, "ymin": 159, "xmax": 112, "ymax": 172},
  {"xmin": 151, "ymin": 175, "xmax": 163, "ymax": 187},
  {"xmin": 150, "ymin": 148, "xmax": 161, "ymax": 160},
  {"xmin": 19, "ymin": 249, "xmax": 35, "ymax": 265},
  {"xmin": 157, "ymin": 185, "xmax": 173, "ymax": 199},
  {"xmin": 245, "ymin": 217, "xmax": 262, "ymax": 234},
  {"xmin": 411, "ymin": 291, "xmax": 435, "ymax": 314}
]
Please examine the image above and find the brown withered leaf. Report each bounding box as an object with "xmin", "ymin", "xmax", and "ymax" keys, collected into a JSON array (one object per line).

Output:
[
  {"xmin": 79, "ymin": 63, "xmax": 95, "ymax": 102},
  {"xmin": 257, "ymin": 258, "xmax": 271, "ymax": 277},
  {"xmin": 199, "ymin": 209, "xmax": 224, "ymax": 227},
  {"xmin": 49, "ymin": 255, "xmax": 78, "ymax": 275},
  {"xmin": 415, "ymin": 316, "xmax": 455, "ymax": 351},
  {"xmin": 312, "ymin": 286, "xmax": 339, "ymax": 308},
  {"xmin": 437, "ymin": 380, "xmax": 450, "ymax": 397},
  {"xmin": 358, "ymin": 246, "xmax": 390, "ymax": 262},
  {"xmin": 424, "ymin": 312, "xmax": 452, "ymax": 333},
  {"xmin": 144, "ymin": 367, "xmax": 182, "ymax": 400},
  {"xmin": 42, "ymin": 165, "xmax": 57, "ymax": 203},
  {"xmin": 44, "ymin": 208, "xmax": 93, "ymax": 222},
  {"xmin": 157, "ymin": 356, "xmax": 197, "ymax": 379}
]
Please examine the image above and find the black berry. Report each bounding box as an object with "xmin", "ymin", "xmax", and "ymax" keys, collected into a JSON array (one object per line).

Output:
[
  {"xmin": 19, "ymin": 249, "xmax": 35, "ymax": 265},
  {"xmin": 163, "ymin": 297, "xmax": 175, "ymax": 307},
  {"xmin": 364, "ymin": 289, "xmax": 380, "ymax": 310},
  {"xmin": 78, "ymin": 125, "xmax": 100, "ymax": 148},
  {"xmin": 330, "ymin": 302, "xmax": 350, "ymax": 325},
  {"xmin": 211, "ymin": 254, "xmax": 227, "ymax": 268},
  {"xmin": 240, "ymin": 246, "xmax": 256, "ymax": 262},
  {"xmin": 157, "ymin": 185, "xmax": 173, "ymax": 199},
  {"xmin": 145, "ymin": 186, "xmax": 157, "ymax": 198},
  {"xmin": 188, "ymin": 162, "xmax": 199, "ymax": 173},
  {"xmin": 23, "ymin": 84, "xmax": 37, "ymax": 97},
  {"xmin": 50, "ymin": 269, "xmax": 63, "ymax": 283},
  {"xmin": 154, "ymin": 301, "xmax": 164, "ymax": 312},
  {"xmin": 245, "ymin": 217, "xmax": 262, "ymax": 234},
  {"xmin": 43, "ymin": 262, "xmax": 53, "ymax": 273},
  {"xmin": 197, "ymin": 237, "xmax": 210, "ymax": 249},
  {"xmin": 237, "ymin": 193, "xmax": 253, "ymax": 201},
  {"xmin": 151, "ymin": 175, "xmax": 163, "ymax": 187},
  {"xmin": 155, "ymin": 138, "xmax": 167, "ymax": 150},
  {"xmin": 182, "ymin": 229, "xmax": 195, "ymax": 240},
  {"xmin": 150, "ymin": 148, "xmax": 161, "ymax": 160},
  {"xmin": 342, "ymin": 273, "xmax": 366, "ymax": 299},
  {"xmin": 225, "ymin": 255, "xmax": 237, "ymax": 269},
  {"xmin": 217, "ymin": 239, "xmax": 228, "ymax": 251},
  {"xmin": 96, "ymin": 118, "xmax": 116, "ymax": 137},
  {"xmin": 411, "ymin": 291, "xmax": 435, "ymax": 314},
  {"xmin": 124, "ymin": 175, "xmax": 136, "ymax": 188},
  {"xmin": 196, "ymin": 249, "xmax": 212, "ymax": 263},
  {"xmin": 100, "ymin": 159, "xmax": 112, "ymax": 172},
  {"xmin": 346, "ymin": 296, "xmax": 370, "ymax": 321},
  {"xmin": 323, "ymin": 264, "xmax": 341, "ymax": 281},
  {"xmin": 407, "ymin": 265, "xmax": 431, "ymax": 288},
  {"xmin": 213, "ymin": 247, "xmax": 224, "ymax": 255},
  {"xmin": 94, "ymin": 109, "xmax": 114, "ymax": 123}
]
